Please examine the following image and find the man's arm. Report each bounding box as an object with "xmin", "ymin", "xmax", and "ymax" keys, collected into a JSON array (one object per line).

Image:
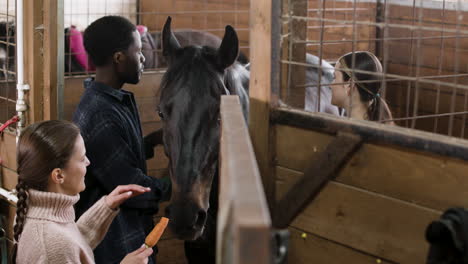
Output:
[
  {"xmin": 84, "ymin": 119, "xmax": 171, "ymax": 211},
  {"xmin": 143, "ymin": 128, "xmax": 164, "ymax": 160}
]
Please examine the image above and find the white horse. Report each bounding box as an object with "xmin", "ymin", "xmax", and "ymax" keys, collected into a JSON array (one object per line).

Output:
[{"xmin": 304, "ymin": 53, "xmax": 342, "ymax": 116}]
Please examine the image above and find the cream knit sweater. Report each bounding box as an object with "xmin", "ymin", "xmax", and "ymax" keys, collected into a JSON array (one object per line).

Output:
[{"xmin": 16, "ymin": 189, "xmax": 119, "ymax": 264}]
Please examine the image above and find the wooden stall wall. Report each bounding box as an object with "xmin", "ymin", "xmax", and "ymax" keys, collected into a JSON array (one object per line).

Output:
[
  {"xmin": 383, "ymin": 4, "xmax": 468, "ymax": 138},
  {"xmin": 273, "ymin": 117, "xmax": 468, "ymax": 263}
]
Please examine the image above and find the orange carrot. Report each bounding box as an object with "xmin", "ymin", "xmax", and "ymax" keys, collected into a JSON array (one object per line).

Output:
[{"xmin": 145, "ymin": 217, "xmax": 169, "ymax": 248}]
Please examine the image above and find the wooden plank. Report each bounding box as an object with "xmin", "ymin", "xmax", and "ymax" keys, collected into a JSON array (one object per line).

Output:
[
  {"xmin": 249, "ymin": 0, "xmax": 276, "ymax": 208},
  {"xmin": 276, "ymin": 167, "xmax": 440, "ymax": 263},
  {"xmin": 272, "ymin": 108, "xmax": 468, "ymax": 162},
  {"xmin": 24, "ymin": 0, "xmax": 45, "ymax": 123},
  {"xmin": 274, "ymin": 132, "xmax": 362, "ymax": 227},
  {"xmin": 288, "ymin": 227, "xmax": 393, "ymax": 264},
  {"xmin": 219, "ymin": 96, "xmax": 271, "ymax": 264},
  {"xmin": 1, "ymin": 168, "xmax": 17, "ymax": 191},
  {"xmin": 0, "ymin": 131, "xmax": 16, "ymax": 172},
  {"xmin": 287, "ymin": 0, "xmax": 307, "ymax": 108},
  {"xmin": 42, "ymin": 0, "xmax": 62, "ymax": 120},
  {"xmin": 275, "ymin": 125, "xmax": 468, "ymax": 211}
]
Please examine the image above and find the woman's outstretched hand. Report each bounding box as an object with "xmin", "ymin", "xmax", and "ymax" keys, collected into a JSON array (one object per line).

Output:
[
  {"xmin": 105, "ymin": 184, "xmax": 151, "ymax": 209},
  {"xmin": 120, "ymin": 246, "xmax": 153, "ymax": 264}
]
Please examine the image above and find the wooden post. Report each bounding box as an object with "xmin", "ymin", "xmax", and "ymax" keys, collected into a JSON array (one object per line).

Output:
[
  {"xmin": 43, "ymin": 0, "xmax": 64, "ymax": 120},
  {"xmin": 23, "ymin": 0, "xmax": 62, "ymax": 123},
  {"xmin": 23, "ymin": 0, "xmax": 44, "ymax": 123},
  {"xmin": 281, "ymin": 0, "xmax": 307, "ymax": 108},
  {"xmin": 219, "ymin": 96, "xmax": 271, "ymax": 264},
  {"xmin": 249, "ymin": 0, "xmax": 280, "ymax": 212}
]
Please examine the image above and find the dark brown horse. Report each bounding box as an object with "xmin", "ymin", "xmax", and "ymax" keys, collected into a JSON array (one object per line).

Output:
[{"xmin": 157, "ymin": 16, "xmax": 249, "ymax": 263}]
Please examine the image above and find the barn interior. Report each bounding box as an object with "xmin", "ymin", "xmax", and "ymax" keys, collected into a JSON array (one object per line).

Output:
[{"xmin": 1, "ymin": 0, "xmax": 468, "ymax": 263}]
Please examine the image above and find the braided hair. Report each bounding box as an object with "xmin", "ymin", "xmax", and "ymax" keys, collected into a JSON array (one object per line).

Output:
[
  {"xmin": 338, "ymin": 51, "xmax": 393, "ymax": 122},
  {"xmin": 11, "ymin": 120, "xmax": 80, "ymax": 263}
]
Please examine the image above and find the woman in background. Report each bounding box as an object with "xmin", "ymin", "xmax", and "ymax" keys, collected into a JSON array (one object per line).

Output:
[{"xmin": 331, "ymin": 51, "xmax": 395, "ymax": 125}]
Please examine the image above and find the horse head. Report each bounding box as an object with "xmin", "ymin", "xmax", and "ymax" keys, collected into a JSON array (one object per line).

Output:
[{"xmin": 158, "ymin": 16, "xmax": 248, "ymax": 240}]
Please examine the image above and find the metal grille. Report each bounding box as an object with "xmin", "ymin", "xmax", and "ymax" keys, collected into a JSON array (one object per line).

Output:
[
  {"xmin": 281, "ymin": 0, "xmax": 468, "ymax": 139},
  {"xmin": 0, "ymin": 0, "xmax": 16, "ymax": 131},
  {"xmin": 63, "ymin": 0, "xmax": 250, "ymax": 76}
]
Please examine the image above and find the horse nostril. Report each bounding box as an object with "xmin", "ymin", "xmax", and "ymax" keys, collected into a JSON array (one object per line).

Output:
[{"xmin": 195, "ymin": 210, "xmax": 207, "ymax": 228}]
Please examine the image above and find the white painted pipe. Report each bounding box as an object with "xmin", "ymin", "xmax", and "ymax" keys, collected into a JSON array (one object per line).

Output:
[{"xmin": 15, "ymin": 0, "xmax": 30, "ymax": 135}]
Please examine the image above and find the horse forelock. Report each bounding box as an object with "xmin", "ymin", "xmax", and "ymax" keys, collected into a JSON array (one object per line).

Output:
[{"xmin": 161, "ymin": 46, "xmax": 227, "ymax": 102}]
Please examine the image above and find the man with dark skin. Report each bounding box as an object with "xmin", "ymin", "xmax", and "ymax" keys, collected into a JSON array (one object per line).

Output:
[{"xmin": 73, "ymin": 16, "xmax": 170, "ymax": 264}]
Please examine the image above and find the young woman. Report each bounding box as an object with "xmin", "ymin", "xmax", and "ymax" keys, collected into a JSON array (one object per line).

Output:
[
  {"xmin": 331, "ymin": 51, "xmax": 395, "ymax": 125},
  {"xmin": 12, "ymin": 120, "xmax": 153, "ymax": 264}
]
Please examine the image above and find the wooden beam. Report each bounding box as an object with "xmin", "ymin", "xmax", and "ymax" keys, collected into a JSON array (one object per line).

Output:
[
  {"xmin": 271, "ymin": 107, "xmax": 468, "ymax": 162},
  {"xmin": 219, "ymin": 96, "xmax": 271, "ymax": 264},
  {"xmin": 274, "ymin": 132, "xmax": 362, "ymax": 228},
  {"xmin": 43, "ymin": 0, "xmax": 64, "ymax": 120},
  {"xmin": 249, "ymin": 0, "xmax": 278, "ymax": 211},
  {"xmin": 286, "ymin": 0, "xmax": 307, "ymax": 108},
  {"xmin": 23, "ymin": 0, "xmax": 44, "ymax": 124}
]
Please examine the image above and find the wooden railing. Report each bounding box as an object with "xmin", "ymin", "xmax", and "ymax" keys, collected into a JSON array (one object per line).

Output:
[{"xmin": 217, "ymin": 95, "xmax": 272, "ymax": 264}]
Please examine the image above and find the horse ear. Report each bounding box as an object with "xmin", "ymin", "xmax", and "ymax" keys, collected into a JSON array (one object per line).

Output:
[
  {"xmin": 217, "ymin": 25, "xmax": 239, "ymax": 70},
  {"xmin": 162, "ymin": 16, "xmax": 181, "ymax": 64}
]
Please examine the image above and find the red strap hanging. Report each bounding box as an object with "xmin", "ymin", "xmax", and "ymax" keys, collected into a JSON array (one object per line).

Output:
[{"xmin": 0, "ymin": 115, "xmax": 20, "ymax": 133}]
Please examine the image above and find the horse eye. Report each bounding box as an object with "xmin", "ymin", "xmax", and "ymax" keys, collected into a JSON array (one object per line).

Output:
[{"xmin": 158, "ymin": 110, "xmax": 164, "ymax": 119}]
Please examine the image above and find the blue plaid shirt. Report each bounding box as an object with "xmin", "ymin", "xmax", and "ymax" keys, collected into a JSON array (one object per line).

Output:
[{"xmin": 73, "ymin": 78, "xmax": 170, "ymax": 264}]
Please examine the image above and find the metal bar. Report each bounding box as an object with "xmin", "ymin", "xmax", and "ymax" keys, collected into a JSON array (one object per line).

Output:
[
  {"xmin": 379, "ymin": 0, "xmax": 389, "ymax": 122},
  {"xmin": 316, "ymin": 0, "xmax": 325, "ymax": 112},
  {"xmin": 281, "ymin": 60, "xmax": 468, "ymax": 91},
  {"xmin": 434, "ymin": 0, "xmax": 446, "ymax": 133},
  {"xmin": 405, "ymin": 0, "xmax": 416, "ymax": 128},
  {"xmin": 348, "ymin": 0, "xmax": 358, "ymax": 119},
  {"xmin": 383, "ymin": 111, "xmax": 468, "ymax": 122},
  {"xmin": 66, "ymin": 10, "xmax": 250, "ymax": 16},
  {"xmin": 295, "ymin": 35, "xmax": 468, "ymax": 45},
  {"xmin": 411, "ymin": 0, "xmax": 425, "ymax": 129},
  {"xmin": 282, "ymin": 61, "xmax": 468, "ymax": 80},
  {"xmin": 284, "ymin": 16, "xmax": 468, "ymax": 36},
  {"xmin": 448, "ymin": 0, "xmax": 462, "ymax": 137},
  {"xmin": 0, "ymin": 96, "xmax": 16, "ymax": 103}
]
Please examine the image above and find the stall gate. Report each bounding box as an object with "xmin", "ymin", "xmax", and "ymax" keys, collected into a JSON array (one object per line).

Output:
[{"xmin": 248, "ymin": 0, "xmax": 468, "ymax": 263}]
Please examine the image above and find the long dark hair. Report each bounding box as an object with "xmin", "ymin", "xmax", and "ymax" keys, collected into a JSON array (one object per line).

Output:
[
  {"xmin": 11, "ymin": 120, "xmax": 80, "ymax": 263},
  {"xmin": 338, "ymin": 51, "xmax": 393, "ymax": 122}
]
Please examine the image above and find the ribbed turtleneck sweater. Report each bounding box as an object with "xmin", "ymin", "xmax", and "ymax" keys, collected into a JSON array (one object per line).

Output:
[{"xmin": 16, "ymin": 189, "xmax": 119, "ymax": 264}]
